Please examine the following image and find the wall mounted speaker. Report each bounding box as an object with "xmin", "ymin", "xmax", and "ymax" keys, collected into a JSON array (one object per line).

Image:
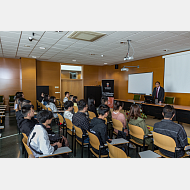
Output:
[{"xmin": 115, "ymin": 64, "xmax": 118, "ymax": 69}]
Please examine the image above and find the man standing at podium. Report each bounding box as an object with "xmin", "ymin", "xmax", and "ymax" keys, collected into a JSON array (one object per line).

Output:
[{"xmin": 152, "ymin": 81, "xmax": 165, "ymax": 103}]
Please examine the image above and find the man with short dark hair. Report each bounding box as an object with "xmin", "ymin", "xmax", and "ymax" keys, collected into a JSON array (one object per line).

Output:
[
  {"xmin": 19, "ymin": 104, "xmax": 38, "ymax": 137},
  {"xmin": 27, "ymin": 110, "xmax": 62, "ymax": 157},
  {"xmin": 152, "ymin": 81, "xmax": 165, "ymax": 103},
  {"xmin": 101, "ymin": 96, "xmax": 112, "ymax": 123},
  {"xmin": 153, "ymin": 105, "xmax": 188, "ymax": 158},
  {"xmin": 64, "ymin": 101, "xmax": 74, "ymax": 121},
  {"xmin": 63, "ymin": 91, "xmax": 69, "ymax": 103},
  {"xmin": 90, "ymin": 104, "xmax": 112, "ymax": 155},
  {"xmin": 69, "ymin": 95, "xmax": 73, "ymax": 102},
  {"xmin": 72, "ymin": 99, "xmax": 90, "ymax": 143}
]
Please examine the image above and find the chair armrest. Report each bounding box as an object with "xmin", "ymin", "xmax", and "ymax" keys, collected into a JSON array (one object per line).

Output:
[
  {"xmin": 38, "ymin": 147, "xmax": 72, "ymax": 158},
  {"xmin": 184, "ymin": 145, "xmax": 190, "ymax": 151}
]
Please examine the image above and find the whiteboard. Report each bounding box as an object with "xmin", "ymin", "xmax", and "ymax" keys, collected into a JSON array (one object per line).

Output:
[
  {"xmin": 163, "ymin": 51, "xmax": 190, "ymax": 93},
  {"xmin": 128, "ymin": 72, "xmax": 153, "ymax": 94}
]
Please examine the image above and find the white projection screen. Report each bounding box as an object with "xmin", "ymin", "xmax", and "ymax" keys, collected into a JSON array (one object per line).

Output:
[
  {"xmin": 128, "ymin": 72, "xmax": 153, "ymax": 94},
  {"xmin": 163, "ymin": 51, "xmax": 190, "ymax": 93}
]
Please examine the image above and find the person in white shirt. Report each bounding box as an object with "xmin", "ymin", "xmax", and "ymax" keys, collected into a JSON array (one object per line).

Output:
[
  {"xmin": 27, "ymin": 110, "xmax": 62, "ymax": 158},
  {"xmin": 63, "ymin": 91, "xmax": 69, "ymax": 103},
  {"xmin": 46, "ymin": 96, "xmax": 58, "ymax": 118},
  {"xmin": 63, "ymin": 101, "xmax": 74, "ymax": 122}
]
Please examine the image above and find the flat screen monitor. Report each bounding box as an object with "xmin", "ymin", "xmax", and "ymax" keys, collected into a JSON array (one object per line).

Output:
[{"xmin": 144, "ymin": 95, "xmax": 155, "ymax": 104}]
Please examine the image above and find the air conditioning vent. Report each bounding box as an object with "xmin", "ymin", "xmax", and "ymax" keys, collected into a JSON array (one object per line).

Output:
[{"xmin": 67, "ymin": 31, "xmax": 106, "ymax": 42}]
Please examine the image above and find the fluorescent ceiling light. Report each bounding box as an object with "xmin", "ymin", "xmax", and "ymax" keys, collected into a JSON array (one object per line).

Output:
[
  {"xmin": 72, "ymin": 60, "xmax": 76, "ymax": 62},
  {"xmin": 39, "ymin": 47, "xmax": 46, "ymax": 49},
  {"xmin": 61, "ymin": 65, "xmax": 82, "ymax": 71},
  {"xmin": 32, "ymin": 56, "xmax": 36, "ymax": 58}
]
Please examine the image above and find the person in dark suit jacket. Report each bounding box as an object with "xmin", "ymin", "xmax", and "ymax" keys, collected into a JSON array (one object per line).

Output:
[{"xmin": 152, "ymin": 81, "xmax": 165, "ymax": 103}]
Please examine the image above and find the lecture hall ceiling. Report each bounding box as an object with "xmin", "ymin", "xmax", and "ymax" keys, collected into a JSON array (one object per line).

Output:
[{"xmin": 0, "ymin": 31, "xmax": 190, "ymax": 65}]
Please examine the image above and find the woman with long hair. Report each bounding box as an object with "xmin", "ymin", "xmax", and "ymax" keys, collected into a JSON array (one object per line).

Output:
[
  {"xmin": 112, "ymin": 101, "xmax": 128, "ymax": 136},
  {"xmin": 127, "ymin": 104, "xmax": 152, "ymax": 146},
  {"xmin": 46, "ymin": 96, "xmax": 58, "ymax": 118},
  {"xmin": 43, "ymin": 94, "xmax": 49, "ymax": 106},
  {"xmin": 88, "ymin": 97, "xmax": 98, "ymax": 117}
]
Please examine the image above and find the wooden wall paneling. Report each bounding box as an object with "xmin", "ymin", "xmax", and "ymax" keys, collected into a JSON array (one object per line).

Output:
[
  {"xmin": 61, "ymin": 79, "xmax": 83, "ymax": 101},
  {"xmin": 21, "ymin": 58, "xmax": 36, "ymax": 110},
  {"xmin": 0, "ymin": 57, "xmax": 22, "ymax": 111},
  {"xmin": 36, "ymin": 61, "xmax": 60, "ymax": 99}
]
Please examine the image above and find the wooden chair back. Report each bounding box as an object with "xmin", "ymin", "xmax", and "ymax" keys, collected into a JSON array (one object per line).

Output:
[
  {"xmin": 60, "ymin": 101, "xmax": 64, "ymax": 108},
  {"xmin": 74, "ymin": 125, "xmax": 83, "ymax": 139},
  {"xmin": 57, "ymin": 113, "xmax": 64, "ymax": 124},
  {"xmin": 73, "ymin": 106, "xmax": 78, "ymax": 113},
  {"xmin": 22, "ymin": 137, "xmax": 34, "ymax": 158},
  {"xmin": 87, "ymin": 130, "xmax": 100, "ymax": 150},
  {"xmin": 128, "ymin": 124, "xmax": 144, "ymax": 140},
  {"xmin": 65, "ymin": 118, "xmax": 73, "ymax": 131},
  {"xmin": 112, "ymin": 118, "xmax": 123, "ymax": 131},
  {"xmin": 104, "ymin": 117, "xmax": 107, "ymax": 125},
  {"xmin": 22, "ymin": 133, "xmax": 28, "ymax": 140},
  {"xmin": 107, "ymin": 142, "xmax": 128, "ymax": 158},
  {"xmin": 152, "ymin": 132, "xmax": 176, "ymax": 153},
  {"xmin": 88, "ymin": 111, "xmax": 96, "ymax": 120},
  {"xmin": 47, "ymin": 107, "xmax": 52, "ymax": 112}
]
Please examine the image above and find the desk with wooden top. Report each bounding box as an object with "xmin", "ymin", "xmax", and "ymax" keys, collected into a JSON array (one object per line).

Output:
[{"xmin": 115, "ymin": 99, "xmax": 190, "ymax": 124}]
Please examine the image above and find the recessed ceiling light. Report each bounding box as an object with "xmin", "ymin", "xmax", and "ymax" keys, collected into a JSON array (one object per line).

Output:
[
  {"xmin": 24, "ymin": 45, "xmax": 30, "ymax": 47},
  {"xmin": 104, "ymin": 63, "xmax": 107, "ymax": 65},
  {"xmin": 101, "ymin": 55, "xmax": 104, "ymax": 57},
  {"xmin": 72, "ymin": 60, "xmax": 76, "ymax": 62},
  {"xmin": 39, "ymin": 47, "xmax": 46, "ymax": 49},
  {"xmin": 32, "ymin": 56, "xmax": 36, "ymax": 58}
]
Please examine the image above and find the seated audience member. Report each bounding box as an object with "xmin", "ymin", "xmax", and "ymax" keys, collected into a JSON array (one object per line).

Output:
[
  {"xmin": 27, "ymin": 110, "xmax": 62, "ymax": 158},
  {"xmin": 39, "ymin": 110, "xmax": 69, "ymax": 149},
  {"xmin": 46, "ymin": 96, "xmax": 58, "ymax": 118},
  {"xmin": 16, "ymin": 99, "xmax": 32, "ymax": 124},
  {"xmin": 16, "ymin": 97, "xmax": 26, "ymax": 121},
  {"xmin": 127, "ymin": 104, "xmax": 152, "ymax": 147},
  {"xmin": 63, "ymin": 101, "xmax": 74, "ymax": 122},
  {"xmin": 73, "ymin": 96, "xmax": 78, "ymax": 107},
  {"xmin": 88, "ymin": 97, "xmax": 98, "ymax": 117},
  {"xmin": 72, "ymin": 99, "xmax": 90, "ymax": 143},
  {"xmin": 90, "ymin": 104, "xmax": 112, "ymax": 155},
  {"xmin": 63, "ymin": 91, "xmax": 69, "ymax": 103},
  {"xmin": 39, "ymin": 92, "xmax": 45, "ymax": 102},
  {"xmin": 153, "ymin": 105, "xmax": 188, "ymax": 158},
  {"xmin": 43, "ymin": 94, "xmax": 49, "ymax": 106},
  {"xmin": 69, "ymin": 95, "xmax": 73, "ymax": 102},
  {"xmin": 19, "ymin": 104, "xmax": 38, "ymax": 137},
  {"xmin": 14, "ymin": 92, "xmax": 23, "ymax": 111},
  {"xmin": 101, "ymin": 96, "xmax": 112, "ymax": 123},
  {"xmin": 112, "ymin": 101, "xmax": 128, "ymax": 137}
]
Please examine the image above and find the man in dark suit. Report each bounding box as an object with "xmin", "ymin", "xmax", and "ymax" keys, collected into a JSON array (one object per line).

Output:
[{"xmin": 152, "ymin": 81, "xmax": 165, "ymax": 103}]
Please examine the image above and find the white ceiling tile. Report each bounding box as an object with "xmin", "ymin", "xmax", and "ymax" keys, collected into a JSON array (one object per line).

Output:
[{"xmin": 0, "ymin": 31, "xmax": 190, "ymax": 65}]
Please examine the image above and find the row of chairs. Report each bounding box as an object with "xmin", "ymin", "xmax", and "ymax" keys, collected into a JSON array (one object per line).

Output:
[
  {"xmin": 22, "ymin": 123, "xmax": 129, "ymax": 158},
  {"xmin": 36, "ymin": 100, "xmax": 52, "ymax": 112},
  {"xmin": 111, "ymin": 117, "xmax": 190, "ymax": 158}
]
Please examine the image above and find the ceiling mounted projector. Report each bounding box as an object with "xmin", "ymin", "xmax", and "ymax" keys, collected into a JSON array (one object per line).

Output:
[
  {"xmin": 121, "ymin": 65, "xmax": 139, "ymax": 71},
  {"xmin": 121, "ymin": 67, "xmax": 129, "ymax": 71},
  {"xmin": 124, "ymin": 40, "xmax": 134, "ymax": 61}
]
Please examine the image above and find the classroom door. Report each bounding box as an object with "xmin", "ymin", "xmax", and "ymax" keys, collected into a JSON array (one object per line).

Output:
[{"xmin": 61, "ymin": 79, "xmax": 83, "ymax": 101}]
